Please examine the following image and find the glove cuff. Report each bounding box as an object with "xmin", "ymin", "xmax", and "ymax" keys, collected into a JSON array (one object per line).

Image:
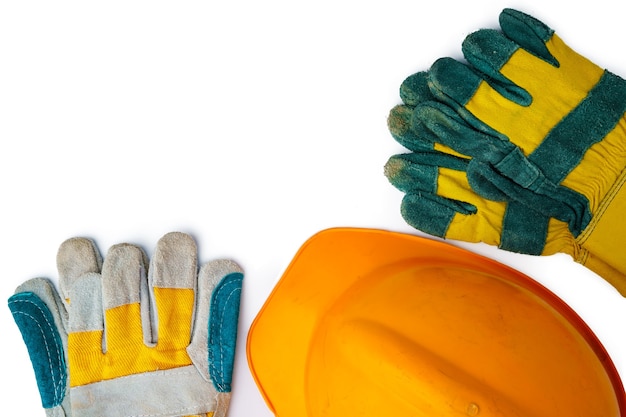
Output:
[
  {"xmin": 576, "ymin": 166, "xmax": 626, "ymax": 294},
  {"xmin": 70, "ymin": 365, "xmax": 221, "ymax": 417}
]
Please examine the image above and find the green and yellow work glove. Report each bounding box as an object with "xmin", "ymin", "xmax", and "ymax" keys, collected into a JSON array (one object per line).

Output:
[
  {"xmin": 8, "ymin": 232, "xmax": 244, "ymax": 417},
  {"xmin": 385, "ymin": 9, "xmax": 626, "ymax": 294}
]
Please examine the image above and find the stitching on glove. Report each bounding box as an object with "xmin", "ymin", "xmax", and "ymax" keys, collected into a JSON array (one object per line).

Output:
[
  {"xmin": 209, "ymin": 281, "xmax": 241, "ymax": 391},
  {"xmin": 576, "ymin": 166, "xmax": 626, "ymax": 245},
  {"xmin": 129, "ymin": 404, "xmax": 213, "ymax": 417},
  {"xmin": 8, "ymin": 298, "xmax": 65, "ymax": 405},
  {"xmin": 106, "ymin": 367, "xmax": 197, "ymax": 383}
]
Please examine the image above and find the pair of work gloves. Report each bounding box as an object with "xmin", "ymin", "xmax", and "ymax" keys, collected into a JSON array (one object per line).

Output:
[
  {"xmin": 8, "ymin": 232, "xmax": 243, "ymax": 417},
  {"xmin": 386, "ymin": 9, "xmax": 626, "ymax": 295}
]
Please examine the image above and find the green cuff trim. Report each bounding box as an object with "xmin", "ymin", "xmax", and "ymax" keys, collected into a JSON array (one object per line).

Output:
[
  {"xmin": 8, "ymin": 292, "xmax": 67, "ymax": 408},
  {"xmin": 208, "ymin": 272, "xmax": 243, "ymax": 393}
]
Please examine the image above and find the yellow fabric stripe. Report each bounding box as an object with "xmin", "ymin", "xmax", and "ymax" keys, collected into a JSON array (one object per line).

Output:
[
  {"xmin": 155, "ymin": 287, "xmax": 195, "ymax": 351},
  {"xmin": 437, "ymin": 166, "xmax": 507, "ymax": 245},
  {"xmin": 465, "ymin": 34, "xmax": 604, "ymax": 156},
  {"xmin": 68, "ymin": 287, "xmax": 195, "ymax": 387},
  {"xmin": 106, "ymin": 302, "xmax": 144, "ymax": 351}
]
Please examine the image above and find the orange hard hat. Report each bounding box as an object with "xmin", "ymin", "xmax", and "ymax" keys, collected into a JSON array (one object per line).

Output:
[{"xmin": 247, "ymin": 228, "xmax": 625, "ymax": 416}]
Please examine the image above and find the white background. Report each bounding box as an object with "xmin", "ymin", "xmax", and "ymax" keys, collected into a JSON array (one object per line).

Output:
[{"xmin": 2, "ymin": 1, "xmax": 626, "ymax": 415}]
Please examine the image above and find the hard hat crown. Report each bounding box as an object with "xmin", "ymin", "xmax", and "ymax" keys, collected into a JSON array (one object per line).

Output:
[{"xmin": 248, "ymin": 229, "xmax": 625, "ymax": 416}]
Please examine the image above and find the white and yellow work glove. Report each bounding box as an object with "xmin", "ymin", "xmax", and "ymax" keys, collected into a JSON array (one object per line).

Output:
[
  {"xmin": 386, "ymin": 9, "xmax": 626, "ymax": 294},
  {"xmin": 8, "ymin": 232, "xmax": 244, "ymax": 417}
]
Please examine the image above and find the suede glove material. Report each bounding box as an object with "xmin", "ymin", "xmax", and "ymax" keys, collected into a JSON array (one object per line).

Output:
[
  {"xmin": 8, "ymin": 232, "xmax": 244, "ymax": 417},
  {"xmin": 386, "ymin": 9, "xmax": 626, "ymax": 294}
]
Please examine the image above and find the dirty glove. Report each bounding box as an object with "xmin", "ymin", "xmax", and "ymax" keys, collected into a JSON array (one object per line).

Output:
[
  {"xmin": 8, "ymin": 232, "xmax": 244, "ymax": 417},
  {"xmin": 385, "ymin": 9, "xmax": 626, "ymax": 294}
]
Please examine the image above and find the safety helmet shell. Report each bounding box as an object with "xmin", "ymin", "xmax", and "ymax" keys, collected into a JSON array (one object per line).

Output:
[{"xmin": 247, "ymin": 228, "xmax": 625, "ymax": 416}]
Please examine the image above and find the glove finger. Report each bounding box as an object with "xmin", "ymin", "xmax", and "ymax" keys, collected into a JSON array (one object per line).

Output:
[
  {"xmin": 430, "ymin": 55, "xmax": 531, "ymax": 108},
  {"xmin": 385, "ymin": 152, "xmax": 469, "ymax": 194},
  {"xmin": 101, "ymin": 243, "xmax": 148, "ymax": 351},
  {"xmin": 462, "ymin": 29, "xmax": 517, "ymax": 75},
  {"xmin": 385, "ymin": 152, "xmax": 479, "ymax": 238},
  {"xmin": 8, "ymin": 278, "xmax": 68, "ymax": 409},
  {"xmin": 399, "ymin": 71, "xmax": 436, "ymax": 106},
  {"xmin": 149, "ymin": 232, "xmax": 197, "ymax": 350},
  {"xmin": 498, "ymin": 8, "xmax": 557, "ymax": 66},
  {"xmin": 392, "ymin": 99, "xmax": 516, "ymax": 166},
  {"xmin": 461, "ymin": 29, "xmax": 532, "ymax": 106},
  {"xmin": 57, "ymin": 237, "xmax": 102, "ymax": 302},
  {"xmin": 389, "ymin": 101, "xmax": 500, "ymax": 156},
  {"xmin": 388, "ymin": 105, "xmax": 434, "ymax": 152},
  {"xmin": 187, "ymin": 260, "xmax": 244, "ymax": 392},
  {"xmin": 429, "ymin": 57, "xmax": 530, "ymax": 111},
  {"xmin": 400, "ymin": 164, "xmax": 508, "ymax": 247},
  {"xmin": 400, "ymin": 192, "xmax": 477, "ymax": 239},
  {"xmin": 411, "ymin": 101, "xmax": 511, "ymax": 160},
  {"xmin": 67, "ymin": 275, "xmax": 104, "ymax": 338},
  {"xmin": 66, "ymin": 271, "xmax": 105, "ymax": 391},
  {"xmin": 428, "ymin": 57, "xmax": 480, "ymax": 107}
]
